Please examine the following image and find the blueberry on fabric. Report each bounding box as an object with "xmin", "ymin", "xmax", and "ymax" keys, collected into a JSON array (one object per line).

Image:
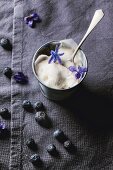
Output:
[
  {"xmin": 53, "ymin": 129, "xmax": 67, "ymax": 143},
  {"xmin": 4, "ymin": 67, "xmax": 12, "ymax": 79},
  {"xmin": 0, "ymin": 38, "xmax": 12, "ymax": 51},
  {"xmin": 30, "ymin": 154, "xmax": 42, "ymax": 166},
  {"xmin": 64, "ymin": 140, "xmax": 73, "ymax": 150},
  {"xmin": 48, "ymin": 43, "xmax": 64, "ymax": 64},
  {"xmin": 47, "ymin": 144, "xmax": 56, "ymax": 155},
  {"xmin": 13, "ymin": 72, "xmax": 28, "ymax": 84},
  {"xmin": 22, "ymin": 100, "xmax": 32, "ymax": 109},
  {"xmin": 26, "ymin": 138, "xmax": 37, "ymax": 150},
  {"xmin": 0, "ymin": 108, "xmax": 11, "ymax": 119},
  {"xmin": 34, "ymin": 101, "xmax": 44, "ymax": 111},
  {"xmin": 35, "ymin": 111, "xmax": 48, "ymax": 127},
  {"xmin": 69, "ymin": 65, "xmax": 87, "ymax": 79},
  {"xmin": 64, "ymin": 140, "xmax": 77, "ymax": 154}
]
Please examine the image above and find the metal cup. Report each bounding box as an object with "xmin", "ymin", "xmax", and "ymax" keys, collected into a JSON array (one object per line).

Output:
[{"xmin": 32, "ymin": 41, "xmax": 88, "ymax": 101}]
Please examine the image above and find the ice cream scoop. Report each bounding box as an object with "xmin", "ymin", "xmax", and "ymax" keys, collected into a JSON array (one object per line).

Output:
[
  {"xmin": 35, "ymin": 40, "xmax": 87, "ymax": 90},
  {"xmin": 32, "ymin": 39, "xmax": 87, "ymax": 100}
]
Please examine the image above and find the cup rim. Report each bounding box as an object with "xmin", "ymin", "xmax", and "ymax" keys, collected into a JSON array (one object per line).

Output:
[{"xmin": 32, "ymin": 40, "xmax": 88, "ymax": 91}]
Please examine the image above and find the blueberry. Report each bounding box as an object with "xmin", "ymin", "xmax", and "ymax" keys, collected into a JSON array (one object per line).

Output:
[
  {"xmin": 34, "ymin": 101, "xmax": 44, "ymax": 111},
  {"xmin": 35, "ymin": 111, "xmax": 47, "ymax": 126},
  {"xmin": 26, "ymin": 138, "xmax": 37, "ymax": 150},
  {"xmin": 47, "ymin": 144, "xmax": 56, "ymax": 155},
  {"xmin": 22, "ymin": 100, "xmax": 32, "ymax": 110},
  {"xmin": 64, "ymin": 140, "xmax": 73, "ymax": 150},
  {"xmin": 53, "ymin": 129, "xmax": 66, "ymax": 142},
  {"xmin": 30, "ymin": 154, "xmax": 42, "ymax": 166},
  {"xmin": 4, "ymin": 67, "xmax": 12, "ymax": 79},
  {"xmin": 0, "ymin": 108, "xmax": 11, "ymax": 119},
  {"xmin": 0, "ymin": 38, "xmax": 12, "ymax": 51}
]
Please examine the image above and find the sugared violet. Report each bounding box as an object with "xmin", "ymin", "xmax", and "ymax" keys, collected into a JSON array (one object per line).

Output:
[
  {"xmin": 14, "ymin": 72, "xmax": 28, "ymax": 84},
  {"xmin": 69, "ymin": 65, "xmax": 87, "ymax": 79},
  {"xmin": 48, "ymin": 44, "xmax": 64, "ymax": 64},
  {"xmin": 24, "ymin": 13, "xmax": 41, "ymax": 28}
]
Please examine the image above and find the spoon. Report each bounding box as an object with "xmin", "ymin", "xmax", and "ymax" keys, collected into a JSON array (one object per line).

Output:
[{"xmin": 72, "ymin": 9, "xmax": 104, "ymax": 62}]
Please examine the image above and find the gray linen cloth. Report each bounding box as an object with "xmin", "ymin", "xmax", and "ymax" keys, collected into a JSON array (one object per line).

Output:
[
  {"xmin": 1, "ymin": 0, "xmax": 113, "ymax": 170},
  {"xmin": 0, "ymin": 0, "xmax": 13, "ymax": 170}
]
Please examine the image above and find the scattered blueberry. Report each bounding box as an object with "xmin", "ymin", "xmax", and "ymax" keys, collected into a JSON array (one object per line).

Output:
[
  {"xmin": 53, "ymin": 129, "xmax": 66, "ymax": 142},
  {"xmin": 64, "ymin": 140, "xmax": 73, "ymax": 150},
  {"xmin": 35, "ymin": 111, "xmax": 48, "ymax": 126},
  {"xmin": 47, "ymin": 144, "xmax": 56, "ymax": 155},
  {"xmin": 14, "ymin": 72, "xmax": 28, "ymax": 84},
  {"xmin": 26, "ymin": 138, "xmax": 37, "ymax": 150},
  {"xmin": 22, "ymin": 100, "xmax": 32, "ymax": 110},
  {"xmin": 0, "ymin": 38, "xmax": 12, "ymax": 51},
  {"xmin": 0, "ymin": 108, "xmax": 11, "ymax": 119},
  {"xmin": 34, "ymin": 101, "xmax": 44, "ymax": 111},
  {"xmin": 30, "ymin": 154, "xmax": 42, "ymax": 166},
  {"xmin": 4, "ymin": 67, "xmax": 12, "ymax": 79}
]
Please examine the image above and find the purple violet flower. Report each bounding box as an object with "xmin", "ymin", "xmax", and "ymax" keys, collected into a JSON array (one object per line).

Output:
[
  {"xmin": 68, "ymin": 66, "xmax": 77, "ymax": 72},
  {"xmin": 24, "ymin": 13, "xmax": 41, "ymax": 28},
  {"xmin": 48, "ymin": 44, "xmax": 64, "ymax": 64},
  {"xmin": 14, "ymin": 72, "xmax": 28, "ymax": 84},
  {"xmin": 0, "ymin": 123, "xmax": 10, "ymax": 138},
  {"xmin": 69, "ymin": 65, "xmax": 87, "ymax": 79},
  {"xmin": 30, "ymin": 13, "xmax": 41, "ymax": 22},
  {"xmin": 28, "ymin": 20, "xmax": 34, "ymax": 28},
  {"xmin": 0, "ymin": 123, "xmax": 5, "ymax": 130}
]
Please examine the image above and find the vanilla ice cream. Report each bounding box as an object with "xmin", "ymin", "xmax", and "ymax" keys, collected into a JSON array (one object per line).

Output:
[{"xmin": 35, "ymin": 40, "xmax": 87, "ymax": 90}]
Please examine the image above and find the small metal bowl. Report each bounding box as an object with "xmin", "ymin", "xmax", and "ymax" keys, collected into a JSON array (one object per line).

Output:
[{"xmin": 32, "ymin": 41, "xmax": 88, "ymax": 101}]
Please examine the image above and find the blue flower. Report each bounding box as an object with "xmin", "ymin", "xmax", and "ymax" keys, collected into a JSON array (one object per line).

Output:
[
  {"xmin": 30, "ymin": 13, "xmax": 41, "ymax": 22},
  {"xmin": 48, "ymin": 44, "xmax": 64, "ymax": 64},
  {"xmin": 24, "ymin": 13, "xmax": 41, "ymax": 28},
  {"xmin": 69, "ymin": 65, "xmax": 87, "ymax": 79},
  {"xmin": 14, "ymin": 72, "xmax": 28, "ymax": 84},
  {"xmin": 0, "ymin": 123, "xmax": 10, "ymax": 138},
  {"xmin": 0, "ymin": 123, "xmax": 5, "ymax": 130}
]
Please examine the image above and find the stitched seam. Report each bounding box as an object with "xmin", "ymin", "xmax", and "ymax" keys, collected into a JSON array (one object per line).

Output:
[{"xmin": 9, "ymin": 0, "xmax": 23, "ymax": 169}]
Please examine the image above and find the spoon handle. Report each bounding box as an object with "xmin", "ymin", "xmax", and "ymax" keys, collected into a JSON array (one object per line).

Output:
[{"xmin": 73, "ymin": 9, "xmax": 104, "ymax": 61}]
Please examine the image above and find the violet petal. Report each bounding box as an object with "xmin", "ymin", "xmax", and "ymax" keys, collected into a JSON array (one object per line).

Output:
[
  {"xmin": 75, "ymin": 72, "xmax": 81, "ymax": 79},
  {"xmin": 68, "ymin": 66, "xmax": 77, "ymax": 72}
]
